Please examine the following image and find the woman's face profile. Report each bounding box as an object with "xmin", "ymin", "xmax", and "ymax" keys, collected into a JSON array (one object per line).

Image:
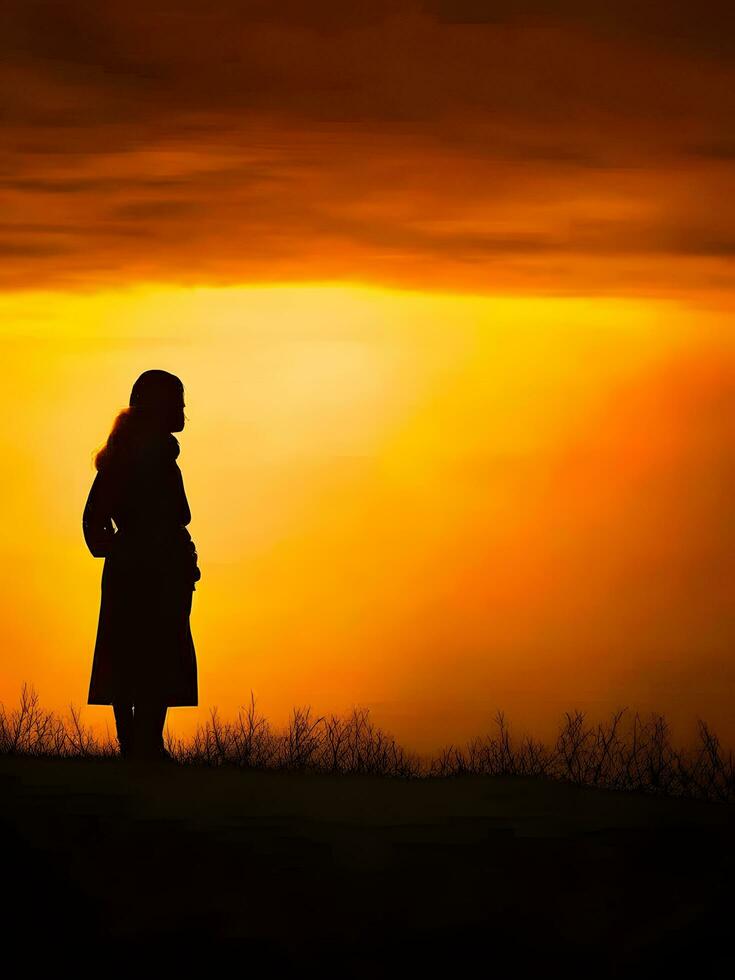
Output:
[
  {"xmin": 151, "ymin": 387, "xmax": 185, "ymax": 433},
  {"xmin": 169, "ymin": 391, "xmax": 186, "ymax": 433},
  {"xmin": 133, "ymin": 376, "xmax": 186, "ymax": 433}
]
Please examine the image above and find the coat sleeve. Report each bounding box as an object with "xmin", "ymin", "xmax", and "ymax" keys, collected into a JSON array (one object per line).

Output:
[
  {"xmin": 82, "ymin": 470, "xmax": 117, "ymax": 558},
  {"xmin": 175, "ymin": 464, "xmax": 192, "ymax": 525}
]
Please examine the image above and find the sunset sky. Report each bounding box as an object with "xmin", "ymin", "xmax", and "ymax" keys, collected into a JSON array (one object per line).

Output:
[{"xmin": 2, "ymin": 2, "xmax": 735, "ymax": 753}]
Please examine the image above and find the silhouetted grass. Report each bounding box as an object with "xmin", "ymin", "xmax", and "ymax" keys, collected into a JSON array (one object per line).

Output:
[{"xmin": 2, "ymin": 682, "xmax": 734, "ymax": 802}]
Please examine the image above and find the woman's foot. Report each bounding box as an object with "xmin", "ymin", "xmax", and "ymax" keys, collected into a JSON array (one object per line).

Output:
[
  {"xmin": 128, "ymin": 738, "xmax": 177, "ymax": 764},
  {"xmin": 114, "ymin": 702, "xmax": 135, "ymax": 760},
  {"xmin": 130, "ymin": 702, "xmax": 172, "ymax": 763}
]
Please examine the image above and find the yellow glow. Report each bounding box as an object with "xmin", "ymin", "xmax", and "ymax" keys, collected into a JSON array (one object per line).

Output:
[{"xmin": 1, "ymin": 283, "xmax": 734, "ymax": 751}]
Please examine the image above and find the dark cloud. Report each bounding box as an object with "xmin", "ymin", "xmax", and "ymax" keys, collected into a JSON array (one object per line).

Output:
[
  {"xmin": 111, "ymin": 199, "xmax": 204, "ymax": 220},
  {"xmin": 0, "ymin": 240, "xmax": 74, "ymax": 257},
  {"xmin": 0, "ymin": 1, "xmax": 733, "ymax": 294},
  {"xmin": 0, "ymin": 176, "xmax": 192, "ymax": 193},
  {"xmin": 425, "ymin": 1, "xmax": 735, "ymax": 58},
  {"xmin": 688, "ymin": 140, "xmax": 735, "ymax": 160}
]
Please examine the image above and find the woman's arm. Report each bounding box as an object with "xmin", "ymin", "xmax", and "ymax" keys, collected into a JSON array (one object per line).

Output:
[
  {"xmin": 175, "ymin": 464, "xmax": 192, "ymax": 525},
  {"xmin": 82, "ymin": 470, "xmax": 117, "ymax": 558}
]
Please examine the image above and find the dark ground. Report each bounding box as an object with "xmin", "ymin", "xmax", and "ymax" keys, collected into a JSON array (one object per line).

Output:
[{"xmin": 1, "ymin": 754, "xmax": 733, "ymax": 976}]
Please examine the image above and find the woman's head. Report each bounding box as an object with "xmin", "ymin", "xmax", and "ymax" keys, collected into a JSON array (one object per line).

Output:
[
  {"xmin": 129, "ymin": 370, "xmax": 185, "ymax": 433},
  {"xmin": 93, "ymin": 370, "xmax": 186, "ymax": 471}
]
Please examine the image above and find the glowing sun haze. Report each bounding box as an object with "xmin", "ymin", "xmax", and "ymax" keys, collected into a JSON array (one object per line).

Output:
[
  {"xmin": 3, "ymin": 285, "xmax": 735, "ymax": 750},
  {"xmin": 1, "ymin": 1, "xmax": 735, "ymax": 750}
]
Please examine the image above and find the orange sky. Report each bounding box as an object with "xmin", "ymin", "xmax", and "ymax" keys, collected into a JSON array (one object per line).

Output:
[
  {"xmin": 2, "ymin": 2, "xmax": 735, "ymax": 298},
  {"xmin": 1, "ymin": 2, "xmax": 735, "ymax": 752}
]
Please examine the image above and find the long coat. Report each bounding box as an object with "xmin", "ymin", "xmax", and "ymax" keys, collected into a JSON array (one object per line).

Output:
[{"xmin": 83, "ymin": 432, "xmax": 200, "ymax": 706}]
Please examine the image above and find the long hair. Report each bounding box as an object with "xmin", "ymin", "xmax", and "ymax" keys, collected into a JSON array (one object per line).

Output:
[
  {"xmin": 93, "ymin": 407, "xmax": 137, "ymax": 472},
  {"xmin": 93, "ymin": 370, "xmax": 184, "ymax": 472}
]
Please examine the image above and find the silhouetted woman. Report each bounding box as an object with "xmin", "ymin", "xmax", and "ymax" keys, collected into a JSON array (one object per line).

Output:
[{"xmin": 83, "ymin": 370, "xmax": 201, "ymax": 762}]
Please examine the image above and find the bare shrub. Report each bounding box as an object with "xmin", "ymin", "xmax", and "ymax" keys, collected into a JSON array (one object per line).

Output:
[
  {"xmin": 174, "ymin": 692, "xmax": 277, "ymax": 768},
  {"xmin": 2, "ymin": 683, "xmax": 734, "ymax": 801},
  {"xmin": 312, "ymin": 707, "xmax": 422, "ymax": 777},
  {"xmin": 0, "ymin": 682, "xmax": 110, "ymax": 759},
  {"xmin": 428, "ymin": 711, "xmax": 555, "ymax": 778},
  {"xmin": 685, "ymin": 719, "xmax": 735, "ymax": 802},
  {"xmin": 279, "ymin": 705, "xmax": 325, "ymax": 770}
]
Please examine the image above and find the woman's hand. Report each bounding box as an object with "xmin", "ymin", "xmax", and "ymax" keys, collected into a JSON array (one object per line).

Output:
[
  {"xmin": 185, "ymin": 538, "xmax": 201, "ymax": 585},
  {"xmin": 82, "ymin": 471, "xmax": 118, "ymax": 558}
]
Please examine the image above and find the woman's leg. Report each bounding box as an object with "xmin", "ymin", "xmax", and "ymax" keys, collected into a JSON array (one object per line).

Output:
[
  {"xmin": 132, "ymin": 699, "xmax": 169, "ymax": 758},
  {"xmin": 112, "ymin": 700, "xmax": 134, "ymax": 758}
]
